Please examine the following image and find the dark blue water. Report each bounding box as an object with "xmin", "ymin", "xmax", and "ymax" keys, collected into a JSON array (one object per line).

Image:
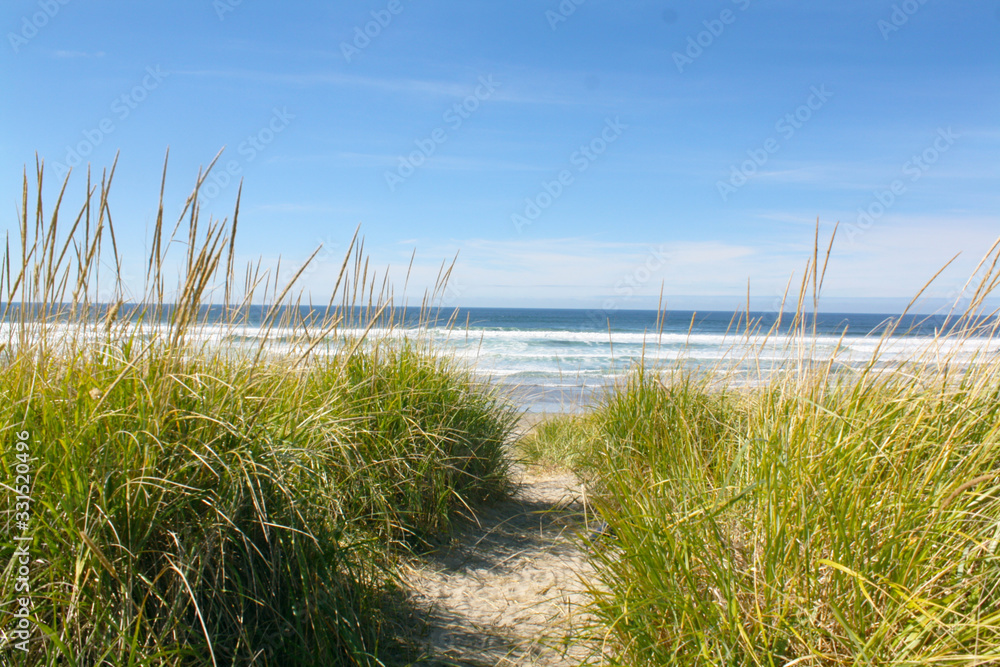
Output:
[
  {"xmin": 4, "ymin": 302, "xmax": 989, "ymax": 338},
  {"xmin": 419, "ymin": 308, "xmax": 999, "ymax": 412},
  {"xmin": 443, "ymin": 307, "xmax": 983, "ymax": 338},
  {"xmin": 5, "ymin": 304, "xmax": 997, "ymax": 412}
]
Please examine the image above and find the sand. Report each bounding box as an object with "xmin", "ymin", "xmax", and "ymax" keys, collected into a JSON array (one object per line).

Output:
[{"xmin": 401, "ymin": 456, "xmax": 605, "ymax": 665}]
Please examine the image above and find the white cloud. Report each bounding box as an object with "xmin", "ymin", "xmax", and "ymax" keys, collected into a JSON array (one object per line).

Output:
[
  {"xmin": 228, "ymin": 220, "xmax": 1000, "ymax": 311},
  {"xmin": 289, "ymin": 236, "xmax": 761, "ymax": 306},
  {"xmin": 51, "ymin": 50, "xmax": 106, "ymax": 58}
]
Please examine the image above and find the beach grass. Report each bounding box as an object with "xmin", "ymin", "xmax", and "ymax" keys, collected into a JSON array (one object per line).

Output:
[
  {"xmin": 0, "ymin": 157, "xmax": 518, "ymax": 665},
  {"xmin": 550, "ymin": 235, "xmax": 1000, "ymax": 665},
  {"xmin": 6, "ymin": 155, "xmax": 1000, "ymax": 667},
  {"xmin": 517, "ymin": 413, "xmax": 598, "ymax": 471}
]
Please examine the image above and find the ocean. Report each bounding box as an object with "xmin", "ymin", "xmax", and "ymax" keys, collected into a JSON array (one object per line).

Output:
[
  {"xmin": 7, "ymin": 304, "xmax": 999, "ymax": 413},
  {"xmin": 414, "ymin": 307, "xmax": 999, "ymax": 412}
]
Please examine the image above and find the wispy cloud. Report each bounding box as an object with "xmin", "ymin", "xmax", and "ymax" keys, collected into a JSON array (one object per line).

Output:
[
  {"xmin": 249, "ymin": 202, "xmax": 362, "ymax": 215},
  {"xmin": 51, "ymin": 50, "xmax": 105, "ymax": 59},
  {"xmin": 313, "ymin": 228, "xmax": 1000, "ymax": 305},
  {"xmin": 173, "ymin": 67, "xmax": 620, "ymax": 107},
  {"xmin": 267, "ymin": 151, "xmax": 548, "ymax": 172},
  {"xmin": 175, "ymin": 68, "xmax": 471, "ymax": 96},
  {"xmin": 302, "ymin": 237, "xmax": 761, "ymax": 301}
]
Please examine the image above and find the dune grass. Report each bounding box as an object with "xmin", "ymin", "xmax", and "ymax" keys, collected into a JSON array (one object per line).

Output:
[
  {"xmin": 7, "ymin": 155, "xmax": 1000, "ymax": 666},
  {"xmin": 582, "ymin": 364, "xmax": 1000, "ymax": 665},
  {"xmin": 517, "ymin": 414, "xmax": 597, "ymax": 471},
  {"xmin": 526, "ymin": 234, "xmax": 1000, "ymax": 665},
  {"xmin": 0, "ymin": 156, "xmax": 517, "ymax": 665}
]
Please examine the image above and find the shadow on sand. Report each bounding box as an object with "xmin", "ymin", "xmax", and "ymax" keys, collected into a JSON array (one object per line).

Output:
[{"xmin": 396, "ymin": 471, "xmax": 598, "ymax": 666}]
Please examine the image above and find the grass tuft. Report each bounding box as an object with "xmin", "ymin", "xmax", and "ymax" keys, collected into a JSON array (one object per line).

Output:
[
  {"xmin": 0, "ymin": 157, "xmax": 517, "ymax": 665},
  {"xmin": 574, "ymin": 229, "xmax": 1000, "ymax": 666},
  {"xmin": 516, "ymin": 414, "xmax": 598, "ymax": 472}
]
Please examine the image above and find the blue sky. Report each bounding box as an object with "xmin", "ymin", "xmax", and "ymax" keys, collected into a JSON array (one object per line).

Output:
[{"xmin": 2, "ymin": 0, "xmax": 998, "ymax": 312}]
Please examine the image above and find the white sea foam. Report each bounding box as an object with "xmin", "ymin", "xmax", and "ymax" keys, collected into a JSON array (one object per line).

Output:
[{"xmin": 5, "ymin": 317, "xmax": 999, "ymax": 411}]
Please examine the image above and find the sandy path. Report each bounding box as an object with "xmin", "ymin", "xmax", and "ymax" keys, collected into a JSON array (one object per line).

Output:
[{"xmin": 401, "ymin": 468, "xmax": 602, "ymax": 666}]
